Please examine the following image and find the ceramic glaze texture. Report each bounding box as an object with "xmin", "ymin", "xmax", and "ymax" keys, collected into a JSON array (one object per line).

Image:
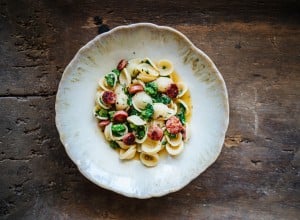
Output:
[{"xmin": 55, "ymin": 23, "xmax": 229, "ymax": 198}]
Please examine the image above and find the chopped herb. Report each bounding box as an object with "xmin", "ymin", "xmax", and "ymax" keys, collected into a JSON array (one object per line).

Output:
[
  {"xmin": 161, "ymin": 139, "xmax": 167, "ymax": 145},
  {"xmin": 109, "ymin": 141, "xmax": 119, "ymax": 149},
  {"xmin": 108, "ymin": 111, "xmax": 116, "ymax": 120},
  {"xmin": 140, "ymin": 103, "xmax": 154, "ymax": 121},
  {"xmin": 111, "ymin": 124, "xmax": 126, "ymax": 137},
  {"xmin": 162, "ymin": 65, "xmax": 166, "ymax": 69},
  {"xmin": 141, "ymin": 58, "xmax": 152, "ymax": 67},
  {"xmin": 111, "ymin": 69, "xmax": 120, "ymax": 77},
  {"xmin": 144, "ymin": 82, "xmax": 158, "ymax": 97},
  {"xmin": 96, "ymin": 108, "xmax": 108, "ymax": 118},
  {"xmin": 105, "ymin": 73, "xmax": 115, "ymax": 87}
]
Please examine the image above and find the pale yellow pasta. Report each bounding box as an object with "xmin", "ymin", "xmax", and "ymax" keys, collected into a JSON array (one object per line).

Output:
[
  {"xmin": 166, "ymin": 142, "xmax": 184, "ymax": 156},
  {"xmin": 157, "ymin": 59, "xmax": 174, "ymax": 76},
  {"xmin": 119, "ymin": 146, "xmax": 136, "ymax": 160},
  {"xmin": 166, "ymin": 133, "xmax": 183, "ymax": 147},
  {"xmin": 132, "ymin": 91, "xmax": 153, "ymax": 112},
  {"xmin": 94, "ymin": 57, "xmax": 191, "ymax": 167},
  {"xmin": 154, "ymin": 77, "xmax": 173, "ymax": 92},
  {"xmin": 141, "ymin": 138, "xmax": 161, "ymax": 155},
  {"xmin": 140, "ymin": 152, "xmax": 159, "ymax": 167}
]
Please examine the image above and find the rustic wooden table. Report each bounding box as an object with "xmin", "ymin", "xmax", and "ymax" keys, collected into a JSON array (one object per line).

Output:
[{"xmin": 1, "ymin": 0, "xmax": 299, "ymax": 219}]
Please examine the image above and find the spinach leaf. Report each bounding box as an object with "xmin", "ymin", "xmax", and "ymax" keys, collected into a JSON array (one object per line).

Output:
[
  {"xmin": 96, "ymin": 108, "xmax": 108, "ymax": 118},
  {"xmin": 153, "ymin": 93, "xmax": 171, "ymax": 104},
  {"xmin": 105, "ymin": 73, "xmax": 115, "ymax": 87},
  {"xmin": 176, "ymin": 103, "xmax": 186, "ymax": 125},
  {"xmin": 109, "ymin": 141, "xmax": 120, "ymax": 149},
  {"xmin": 111, "ymin": 69, "xmax": 120, "ymax": 77}
]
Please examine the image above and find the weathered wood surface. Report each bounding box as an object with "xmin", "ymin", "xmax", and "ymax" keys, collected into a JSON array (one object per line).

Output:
[{"xmin": 0, "ymin": 0, "xmax": 299, "ymax": 219}]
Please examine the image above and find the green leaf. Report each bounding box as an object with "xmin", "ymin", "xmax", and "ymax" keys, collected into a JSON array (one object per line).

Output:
[
  {"xmin": 105, "ymin": 73, "xmax": 115, "ymax": 87},
  {"xmin": 136, "ymin": 126, "xmax": 146, "ymax": 139},
  {"xmin": 145, "ymin": 82, "xmax": 158, "ymax": 97},
  {"xmin": 140, "ymin": 103, "xmax": 154, "ymax": 121},
  {"xmin": 176, "ymin": 103, "xmax": 186, "ymax": 125},
  {"xmin": 111, "ymin": 69, "xmax": 120, "ymax": 76},
  {"xmin": 109, "ymin": 141, "xmax": 119, "ymax": 149},
  {"xmin": 111, "ymin": 124, "xmax": 126, "ymax": 137},
  {"xmin": 96, "ymin": 108, "xmax": 108, "ymax": 118},
  {"xmin": 108, "ymin": 111, "xmax": 116, "ymax": 120},
  {"xmin": 153, "ymin": 93, "xmax": 171, "ymax": 104}
]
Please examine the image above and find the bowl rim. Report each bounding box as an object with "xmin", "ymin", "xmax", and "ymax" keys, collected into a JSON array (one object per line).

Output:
[{"xmin": 55, "ymin": 22, "xmax": 229, "ymax": 198}]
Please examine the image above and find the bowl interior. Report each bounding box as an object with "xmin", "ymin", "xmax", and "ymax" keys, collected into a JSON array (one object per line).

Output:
[{"xmin": 55, "ymin": 23, "xmax": 229, "ymax": 198}]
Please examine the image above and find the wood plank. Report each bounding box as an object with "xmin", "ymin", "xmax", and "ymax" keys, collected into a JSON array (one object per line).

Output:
[{"xmin": 0, "ymin": 0, "xmax": 299, "ymax": 219}]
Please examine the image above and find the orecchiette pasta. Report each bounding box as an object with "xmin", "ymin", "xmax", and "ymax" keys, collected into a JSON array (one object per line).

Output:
[{"xmin": 94, "ymin": 58, "xmax": 192, "ymax": 167}]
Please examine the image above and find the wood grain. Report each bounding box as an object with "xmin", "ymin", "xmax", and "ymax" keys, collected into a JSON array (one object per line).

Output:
[{"xmin": 0, "ymin": 0, "xmax": 299, "ymax": 219}]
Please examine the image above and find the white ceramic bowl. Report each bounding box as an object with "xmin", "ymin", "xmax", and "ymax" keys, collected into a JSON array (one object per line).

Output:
[{"xmin": 55, "ymin": 23, "xmax": 229, "ymax": 198}]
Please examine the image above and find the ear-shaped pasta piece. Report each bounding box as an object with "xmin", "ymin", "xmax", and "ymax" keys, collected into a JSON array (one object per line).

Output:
[
  {"xmin": 153, "ymin": 103, "xmax": 175, "ymax": 120},
  {"xmin": 153, "ymin": 77, "xmax": 173, "ymax": 92},
  {"xmin": 109, "ymin": 124, "xmax": 128, "ymax": 141},
  {"xmin": 142, "ymin": 58, "xmax": 159, "ymax": 71},
  {"xmin": 93, "ymin": 105, "xmax": 108, "ymax": 120},
  {"xmin": 141, "ymin": 138, "xmax": 161, "ymax": 155},
  {"xmin": 98, "ymin": 72, "xmax": 118, "ymax": 91},
  {"xmin": 119, "ymin": 68, "xmax": 131, "ymax": 87},
  {"xmin": 157, "ymin": 59, "xmax": 174, "ymax": 76},
  {"xmin": 126, "ymin": 58, "xmax": 141, "ymax": 77},
  {"xmin": 119, "ymin": 146, "xmax": 136, "ymax": 160},
  {"xmin": 176, "ymin": 82, "xmax": 188, "ymax": 97},
  {"xmin": 166, "ymin": 142, "xmax": 184, "ymax": 156},
  {"xmin": 127, "ymin": 115, "xmax": 146, "ymax": 126},
  {"xmin": 96, "ymin": 91, "xmax": 110, "ymax": 109},
  {"xmin": 136, "ymin": 72, "xmax": 158, "ymax": 82},
  {"xmin": 135, "ymin": 125, "xmax": 148, "ymax": 144},
  {"xmin": 104, "ymin": 123, "xmax": 112, "ymax": 141},
  {"xmin": 115, "ymin": 85, "xmax": 129, "ymax": 110},
  {"xmin": 132, "ymin": 91, "xmax": 153, "ymax": 112},
  {"xmin": 177, "ymin": 99, "xmax": 190, "ymax": 115},
  {"xmin": 183, "ymin": 123, "xmax": 191, "ymax": 142},
  {"xmin": 136, "ymin": 63, "xmax": 159, "ymax": 77},
  {"xmin": 131, "ymin": 79, "xmax": 146, "ymax": 88},
  {"xmin": 166, "ymin": 133, "xmax": 183, "ymax": 147},
  {"xmin": 116, "ymin": 141, "xmax": 136, "ymax": 150},
  {"xmin": 140, "ymin": 152, "xmax": 159, "ymax": 167}
]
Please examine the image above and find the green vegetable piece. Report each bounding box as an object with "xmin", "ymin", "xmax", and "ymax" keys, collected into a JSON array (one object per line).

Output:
[
  {"xmin": 111, "ymin": 124, "xmax": 126, "ymax": 137},
  {"xmin": 152, "ymin": 93, "xmax": 171, "ymax": 104},
  {"xmin": 176, "ymin": 103, "xmax": 186, "ymax": 125},
  {"xmin": 164, "ymin": 129, "xmax": 177, "ymax": 139},
  {"xmin": 129, "ymin": 123, "xmax": 138, "ymax": 131},
  {"xmin": 140, "ymin": 103, "xmax": 154, "ymax": 121},
  {"xmin": 112, "ymin": 69, "xmax": 120, "ymax": 76},
  {"xmin": 96, "ymin": 108, "xmax": 108, "ymax": 118},
  {"xmin": 128, "ymin": 107, "xmax": 139, "ymax": 116},
  {"xmin": 108, "ymin": 111, "xmax": 116, "ymax": 120},
  {"xmin": 161, "ymin": 139, "xmax": 167, "ymax": 145},
  {"xmin": 136, "ymin": 126, "xmax": 146, "ymax": 139},
  {"xmin": 145, "ymin": 82, "xmax": 158, "ymax": 97},
  {"xmin": 109, "ymin": 141, "xmax": 119, "ymax": 149},
  {"xmin": 105, "ymin": 73, "xmax": 115, "ymax": 87}
]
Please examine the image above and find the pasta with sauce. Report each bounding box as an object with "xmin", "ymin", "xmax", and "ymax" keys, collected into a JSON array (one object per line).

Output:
[{"xmin": 94, "ymin": 58, "xmax": 192, "ymax": 167}]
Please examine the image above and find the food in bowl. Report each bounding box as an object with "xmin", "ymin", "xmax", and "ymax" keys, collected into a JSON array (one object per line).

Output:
[{"xmin": 94, "ymin": 57, "xmax": 192, "ymax": 167}]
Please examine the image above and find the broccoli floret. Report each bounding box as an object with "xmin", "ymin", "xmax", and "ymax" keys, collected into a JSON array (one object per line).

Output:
[
  {"xmin": 140, "ymin": 103, "xmax": 154, "ymax": 121},
  {"xmin": 105, "ymin": 73, "xmax": 115, "ymax": 87},
  {"xmin": 111, "ymin": 124, "xmax": 126, "ymax": 137},
  {"xmin": 145, "ymin": 82, "xmax": 158, "ymax": 97}
]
